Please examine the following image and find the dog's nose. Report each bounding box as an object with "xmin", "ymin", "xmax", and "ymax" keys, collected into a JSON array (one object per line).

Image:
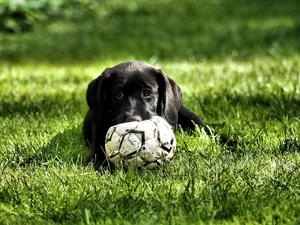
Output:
[{"xmin": 125, "ymin": 115, "xmax": 142, "ymax": 122}]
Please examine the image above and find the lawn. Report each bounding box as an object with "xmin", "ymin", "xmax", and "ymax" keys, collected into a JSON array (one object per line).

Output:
[{"xmin": 0, "ymin": 0, "xmax": 300, "ymax": 224}]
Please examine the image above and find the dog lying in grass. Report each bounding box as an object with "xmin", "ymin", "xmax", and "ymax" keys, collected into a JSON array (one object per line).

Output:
[{"xmin": 83, "ymin": 60, "xmax": 213, "ymax": 170}]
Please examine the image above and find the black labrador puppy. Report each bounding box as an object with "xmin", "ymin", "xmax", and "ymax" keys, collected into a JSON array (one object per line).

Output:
[{"xmin": 83, "ymin": 60, "xmax": 212, "ymax": 170}]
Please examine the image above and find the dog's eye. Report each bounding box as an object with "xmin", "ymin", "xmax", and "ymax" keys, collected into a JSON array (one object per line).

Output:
[
  {"xmin": 143, "ymin": 90, "xmax": 151, "ymax": 98},
  {"xmin": 115, "ymin": 91, "xmax": 124, "ymax": 99}
]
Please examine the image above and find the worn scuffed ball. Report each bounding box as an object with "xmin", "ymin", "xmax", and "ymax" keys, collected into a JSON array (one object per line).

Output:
[{"xmin": 105, "ymin": 116, "xmax": 176, "ymax": 170}]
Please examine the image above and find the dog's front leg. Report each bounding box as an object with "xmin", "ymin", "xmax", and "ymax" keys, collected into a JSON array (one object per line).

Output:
[{"xmin": 88, "ymin": 125, "xmax": 112, "ymax": 171}]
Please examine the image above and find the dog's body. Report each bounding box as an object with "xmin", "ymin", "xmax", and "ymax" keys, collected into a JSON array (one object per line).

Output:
[{"xmin": 83, "ymin": 60, "xmax": 212, "ymax": 170}]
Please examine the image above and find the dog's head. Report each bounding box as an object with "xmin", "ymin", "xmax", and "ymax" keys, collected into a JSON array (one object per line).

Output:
[{"xmin": 86, "ymin": 60, "xmax": 182, "ymax": 127}]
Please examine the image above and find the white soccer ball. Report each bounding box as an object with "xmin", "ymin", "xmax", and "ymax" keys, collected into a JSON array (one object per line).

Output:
[{"xmin": 105, "ymin": 116, "xmax": 176, "ymax": 170}]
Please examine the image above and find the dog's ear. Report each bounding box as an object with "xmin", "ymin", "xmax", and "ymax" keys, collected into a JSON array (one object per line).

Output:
[
  {"xmin": 155, "ymin": 69, "xmax": 182, "ymax": 126},
  {"xmin": 86, "ymin": 71, "xmax": 111, "ymax": 124}
]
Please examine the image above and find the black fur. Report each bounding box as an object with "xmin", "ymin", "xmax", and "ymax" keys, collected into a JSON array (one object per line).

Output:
[{"xmin": 83, "ymin": 60, "xmax": 212, "ymax": 170}]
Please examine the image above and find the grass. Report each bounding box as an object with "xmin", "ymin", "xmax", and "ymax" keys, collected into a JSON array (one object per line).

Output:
[{"xmin": 1, "ymin": 0, "xmax": 300, "ymax": 224}]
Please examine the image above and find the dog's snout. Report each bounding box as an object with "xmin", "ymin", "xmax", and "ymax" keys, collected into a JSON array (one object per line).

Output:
[{"xmin": 117, "ymin": 111, "xmax": 143, "ymax": 123}]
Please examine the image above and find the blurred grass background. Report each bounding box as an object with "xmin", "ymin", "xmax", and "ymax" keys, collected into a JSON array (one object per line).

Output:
[{"xmin": 1, "ymin": 0, "xmax": 300, "ymax": 63}]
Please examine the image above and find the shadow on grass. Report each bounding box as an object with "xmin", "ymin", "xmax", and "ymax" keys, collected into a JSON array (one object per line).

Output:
[
  {"xmin": 0, "ymin": 93, "xmax": 85, "ymax": 119},
  {"xmin": 1, "ymin": 0, "xmax": 299, "ymax": 64},
  {"xmin": 12, "ymin": 125, "xmax": 89, "ymax": 169},
  {"xmin": 200, "ymin": 90, "xmax": 300, "ymax": 121},
  {"xmin": 194, "ymin": 88, "xmax": 300, "ymax": 153},
  {"xmin": 0, "ymin": 96, "xmax": 89, "ymax": 168}
]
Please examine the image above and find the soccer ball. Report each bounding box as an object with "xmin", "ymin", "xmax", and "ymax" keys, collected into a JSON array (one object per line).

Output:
[{"xmin": 105, "ymin": 116, "xmax": 176, "ymax": 170}]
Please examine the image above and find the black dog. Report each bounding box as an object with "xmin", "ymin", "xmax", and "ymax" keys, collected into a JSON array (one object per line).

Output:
[{"xmin": 83, "ymin": 60, "xmax": 212, "ymax": 170}]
